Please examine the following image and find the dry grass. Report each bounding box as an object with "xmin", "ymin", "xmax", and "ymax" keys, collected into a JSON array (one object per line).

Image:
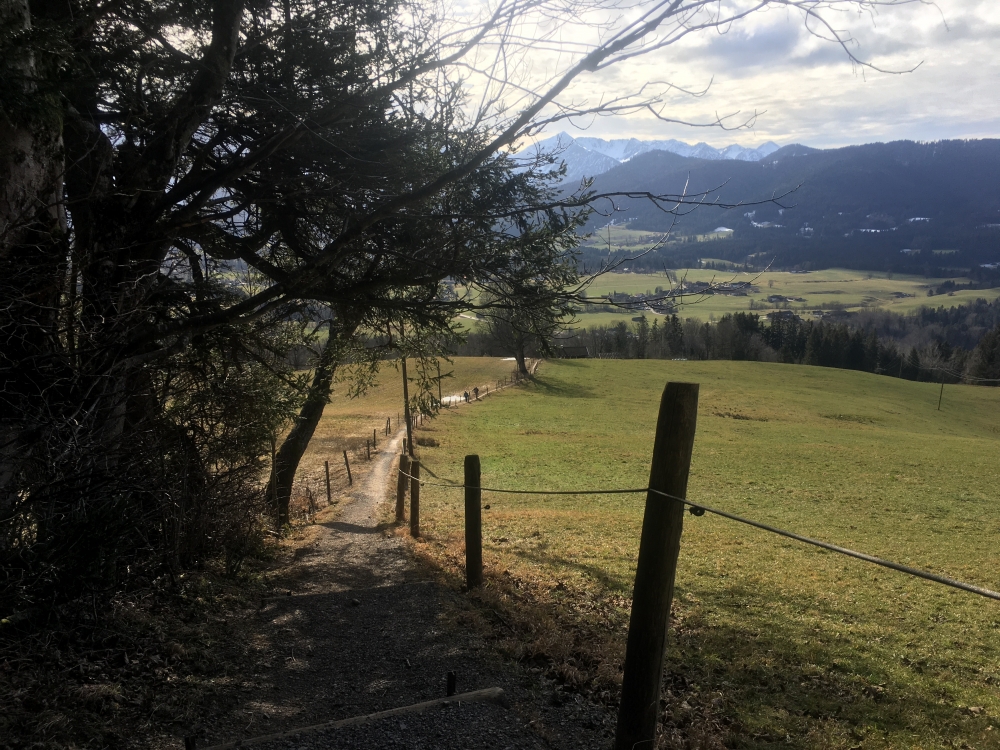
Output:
[{"xmin": 0, "ymin": 566, "xmax": 276, "ymax": 750}]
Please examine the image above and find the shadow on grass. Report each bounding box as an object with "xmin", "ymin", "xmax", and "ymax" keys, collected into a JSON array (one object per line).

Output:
[
  {"xmin": 530, "ymin": 375, "xmax": 596, "ymax": 400},
  {"xmin": 511, "ymin": 546, "xmax": 634, "ymax": 595},
  {"xmin": 506, "ymin": 546, "xmax": 980, "ymax": 748}
]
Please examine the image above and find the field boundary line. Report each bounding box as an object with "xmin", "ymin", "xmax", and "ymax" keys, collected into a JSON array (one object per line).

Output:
[{"xmin": 396, "ymin": 470, "xmax": 1000, "ymax": 602}]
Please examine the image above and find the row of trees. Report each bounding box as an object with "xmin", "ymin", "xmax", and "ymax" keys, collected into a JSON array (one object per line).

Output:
[{"xmin": 579, "ymin": 310, "xmax": 1000, "ymax": 383}]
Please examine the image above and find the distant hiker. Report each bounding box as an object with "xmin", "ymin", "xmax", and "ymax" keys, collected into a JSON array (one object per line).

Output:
[
  {"xmin": 473, "ymin": 387, "xmax": 479, "ymax": 400},
  {"xmin": 463, "ymin": 391, "xmax": 469, "ymax": 403}
]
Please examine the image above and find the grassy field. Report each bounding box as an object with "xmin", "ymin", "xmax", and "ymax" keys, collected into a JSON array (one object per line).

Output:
[
  {"xmin": 408, "ymin": 359, "xmax": 1000, "ymax": 749},
  {"xmin": 573, "ymin": 268, "xmax": 1000, "ymax": 327}
]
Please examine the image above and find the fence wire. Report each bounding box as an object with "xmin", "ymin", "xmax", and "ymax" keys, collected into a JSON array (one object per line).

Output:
[{"xmin": 397, "ymin": 467, "xmax": 1000, "ymax": 602}]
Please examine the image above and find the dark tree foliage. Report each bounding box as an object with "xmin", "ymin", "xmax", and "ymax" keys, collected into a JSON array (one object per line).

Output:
[
  {"xmin": 0, "ymin": 0, "xmax": 586, "ymax": 611},
  {"xmin": 968, "ymin": 325, "xmax": 1000, "ymax": 384}
]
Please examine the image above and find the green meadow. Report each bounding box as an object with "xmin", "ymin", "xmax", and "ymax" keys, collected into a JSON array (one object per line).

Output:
[
  {"xmin": 412, "ymin": 359, "xmax": 1000, "ymax": 749},
  {"xmin": 454, "ymin": 268, "xmax": 1000, "ymax": 330},
  {"xmin": 573, "ymin": 268, "xmax": 1000, "ymax": 326}
]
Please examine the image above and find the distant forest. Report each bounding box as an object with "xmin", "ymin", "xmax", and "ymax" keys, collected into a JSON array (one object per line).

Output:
[
  {"xmin": 460, "ymin": 298, "xmax": 1000, "ymax": 385},
  {"xmin": 568, "ymin": 299, "xmax": 1000, "ymax": 384}
]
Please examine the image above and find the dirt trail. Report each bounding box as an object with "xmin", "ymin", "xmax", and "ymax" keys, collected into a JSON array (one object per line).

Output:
[
  {"xmin": 199, "ymin": 424, "xmax": 613, "ymax": 749},
  {"xmin": 278, "ymin": 430, "xmax": 413, "ymax": 597}
]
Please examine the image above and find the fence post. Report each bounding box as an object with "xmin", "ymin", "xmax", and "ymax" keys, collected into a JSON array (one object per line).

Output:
[
  {"xmin": 409, "ymin": 459, "xmax": 420, "ymax": 537},
  {"xmin": 324, "ymin": 460, "xmax": 332, "ymax": 505},
  {"xmin": 396, "ymin": 454, "xmax": 409, "ymax": 524},
  {"xmin": 464, "ymin": 455, "xmax": 483, "ymax": 589},
  {"xmin": 366, "ymin": 439, "xmax": 371, "ymax": 460},
  {"xmin": 343, "ymin": 450, "xmax": 352, "ymax": 486},
  {"xmin": 614, "ymin": 382, "xmax": 699, "ymax": 750},
  {"xmin": 373, "ymin": 428, "xmax": 377, "ymax": 448}
]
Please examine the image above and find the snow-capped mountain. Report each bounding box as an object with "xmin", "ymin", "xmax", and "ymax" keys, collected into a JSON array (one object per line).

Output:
[{"xmin": 517, "ymin": 132, "xmax": 781, "ymax": 183}]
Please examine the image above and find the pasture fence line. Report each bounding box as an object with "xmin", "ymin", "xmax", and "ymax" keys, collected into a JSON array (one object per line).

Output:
[
  {"xmin": 394, "ymin": 377, "xmax": 999, "ymax": 750},
  {"xmin": 294, "ymin": 413, "xmax": 402, "ymax": 523},
  {"xmin": 392, "ymin": 362, "xmax": 537, "ymax": 537},
  {"xmin": 395, "ymin": 467, "xmax": 1000, "ymax": 603}
]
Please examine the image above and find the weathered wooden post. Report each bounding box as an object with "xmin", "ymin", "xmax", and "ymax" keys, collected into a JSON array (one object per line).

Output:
[
  {"xmin": 373, "ymin": 428, "xmax": 377, "ymax": 448},
  {"xmin": 343, "ymin": 450, "xmax": 352, "ymax": 486},
  {"xmin": 614, "ymin": 382, "xmax": 699, "ymax": 750},
  {"xmin": 464, "ymin": 455, "xmax": 483, "ymax": 589},
  {"xmin": 324, "ymin": 460, "xmax": 332, "ymax": 505},
  {"xmin": 366, "ymin": 439, "xmax": 371, "ymax": 460},
  {"xmin": 396, "ymin": 454, "xmax": 409, "ymax": 524},
  {"xmin": 409, "ymin": 459, "xmax": 420, "ymax": 537}
]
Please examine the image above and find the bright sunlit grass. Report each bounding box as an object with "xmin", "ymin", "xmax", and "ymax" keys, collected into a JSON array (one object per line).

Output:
[{"xmin": 413, "ymin": 359, "xmax": 1000, "ymax": 749}]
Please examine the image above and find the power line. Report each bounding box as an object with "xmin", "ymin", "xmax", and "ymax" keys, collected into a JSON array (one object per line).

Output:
[{"xmin": 398, "ymin": 469, "xmax": 1000, "ymax": 602}]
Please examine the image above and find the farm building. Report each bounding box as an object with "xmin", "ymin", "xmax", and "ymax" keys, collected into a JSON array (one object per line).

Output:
[{"xmin": 556, "ymin": 345, "xmax": 591, "ymax": 359}]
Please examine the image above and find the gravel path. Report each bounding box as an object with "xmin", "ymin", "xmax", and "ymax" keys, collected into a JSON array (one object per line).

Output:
[{"xmin": 200, "ymin": 429, "xmax": 615, "ymax": 750}]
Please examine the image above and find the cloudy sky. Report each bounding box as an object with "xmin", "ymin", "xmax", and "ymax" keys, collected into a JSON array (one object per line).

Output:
[{"xmin": 507, "ymin": 0, "xmax": 1000, "ymax": 149}]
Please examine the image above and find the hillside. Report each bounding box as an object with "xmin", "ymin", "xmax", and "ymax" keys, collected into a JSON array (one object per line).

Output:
[
  {"xmin": 560, "ymin": 139, "xmax": 1000, "ymax": 273},
  {"xmin": 414, "ymin": 358, "xmax": 1000, "ymax": 749},
  {"xmin": 586, "ymin": 139, "xmax": 1000, "ymax": 234}
]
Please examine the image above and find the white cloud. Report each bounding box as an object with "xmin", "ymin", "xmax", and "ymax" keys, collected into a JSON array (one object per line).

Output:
[{"xmin": 504, "ymin": 0, "xmax": 1000, "ymax": 148}]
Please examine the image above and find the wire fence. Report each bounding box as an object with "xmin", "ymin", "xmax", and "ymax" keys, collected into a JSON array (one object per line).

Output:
[
  {"xmin": 397, "ymin": 468, "xmax": 1000, "ymax": 602},
  {"xmin": 921, "ymin": 362, "xmax": 1000, "ymax": 384}
]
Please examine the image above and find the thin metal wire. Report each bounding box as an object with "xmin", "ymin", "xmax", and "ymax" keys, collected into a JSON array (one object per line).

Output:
[
  {"xmin": 396, "ymin": 468, "xmax": 1000, "ymax": 602},
  {"xmin": 399, "ymin": 470, "xmax": 645, "ymax": 495},
  {"xmin": 644, "ymin": 489, "xmax": 1000, "ymax": 602}
]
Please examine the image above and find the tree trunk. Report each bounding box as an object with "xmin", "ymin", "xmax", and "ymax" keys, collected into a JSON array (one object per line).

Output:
[
  {"xmin": 0, "ymin": 0, "xmax": 68, "ymax": 519},
  {"xmin": 0, "ymin": 0, "xmax": 65, "ymax": 258},
  {"xmin": 266, "ymin": 335, "xmax": 338, "ymax": 527},
  {"xmin": 514, "ymin": 343, "xmax": 529, "ymax": 376}
]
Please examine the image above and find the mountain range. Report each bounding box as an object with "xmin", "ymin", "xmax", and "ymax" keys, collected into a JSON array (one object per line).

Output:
[
  {"xmin": 519, "ymin": 132, "xmax": 781, "ymax": 184},
  {"xmin": 520, "ymin": 136, "xmax": 1000, "ymax": 272},
  {"xmin": 579, "ymin": 139, "xmax": 1000, "ymax": 236}
]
